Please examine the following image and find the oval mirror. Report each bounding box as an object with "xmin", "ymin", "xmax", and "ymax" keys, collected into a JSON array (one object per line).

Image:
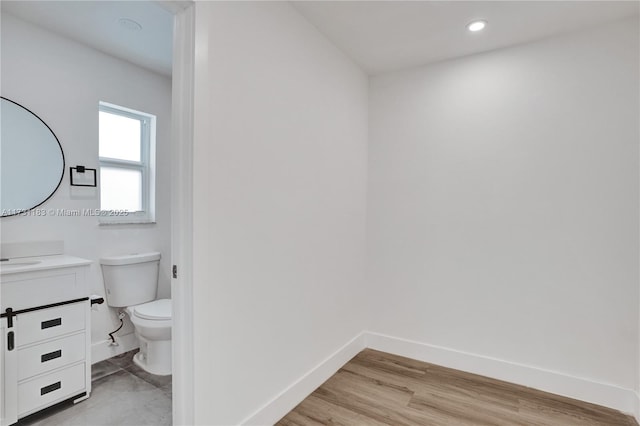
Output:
[{"xmin": 1, "ymin": 97, "xmax": 65, "ymax": 217}]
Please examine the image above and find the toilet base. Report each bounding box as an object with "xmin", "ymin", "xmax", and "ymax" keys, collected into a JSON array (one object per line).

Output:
[{"xmin": 134, "ymin": 336, "xmax": 172, "ymax": 376}]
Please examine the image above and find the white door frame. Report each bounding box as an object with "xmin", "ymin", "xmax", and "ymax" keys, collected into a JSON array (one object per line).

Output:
[{"xmin": 167, "ymin": 1, "xmax": 195, "ymax": 424}]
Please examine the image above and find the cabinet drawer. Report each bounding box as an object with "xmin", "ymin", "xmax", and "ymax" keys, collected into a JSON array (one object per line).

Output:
[
  {"xmin": 1, "ymin": 271, "xmax": 85, "ymax": 311},
  {"xmin": 17, "ymin": 303, "xmax": 86, "ymax": 347},
  {"xmin": 18, "ymin": 333, "xmax": 86, "ymax": 381},
  {"xmin": 17, "ymin": 363, "xmax": 85, "ymax": 416}
]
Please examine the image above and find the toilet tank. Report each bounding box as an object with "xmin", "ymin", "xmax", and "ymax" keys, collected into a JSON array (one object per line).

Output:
[{"xmin": 100, "ymin": 252, "xmax": 161, "ymax": 307}]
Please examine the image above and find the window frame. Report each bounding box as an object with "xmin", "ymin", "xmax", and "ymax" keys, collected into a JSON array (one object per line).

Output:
[{"xmin": 98, "ymin": 102, "xmax": 156, "ymax": 224}]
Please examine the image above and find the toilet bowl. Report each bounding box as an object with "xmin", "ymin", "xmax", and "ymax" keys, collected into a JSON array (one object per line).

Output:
[
  {"xmin": 100, "ymin": 252, "xmax": 172, "ymax": 376},
  {"xmin": 127, "ymin": 299, "xmax": 172, "ymax": 375}
]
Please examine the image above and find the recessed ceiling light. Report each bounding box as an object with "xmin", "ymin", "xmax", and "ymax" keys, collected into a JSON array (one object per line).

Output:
[
  {"xmin": 118, "ymin": 18, "xmax": 142, "ymax": 31},
  {"xmin": 467, "ymin": 20, "xmax": 487, "ymax": 32}
]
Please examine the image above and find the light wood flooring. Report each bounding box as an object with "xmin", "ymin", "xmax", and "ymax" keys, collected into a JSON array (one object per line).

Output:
[{"xmin": 277, "ymin": 349, "xmax": 637, "ymax": 426}]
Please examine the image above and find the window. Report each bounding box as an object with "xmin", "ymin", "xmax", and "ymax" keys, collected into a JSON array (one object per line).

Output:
[{"xmin": 99, "ymin": 102, "xmax": 156, "ymax": 223}]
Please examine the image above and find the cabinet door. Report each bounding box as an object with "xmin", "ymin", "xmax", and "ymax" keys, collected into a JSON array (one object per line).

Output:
[{"xmin": 1, "ymin": 317, "xmax": 18, "ymax": 426}]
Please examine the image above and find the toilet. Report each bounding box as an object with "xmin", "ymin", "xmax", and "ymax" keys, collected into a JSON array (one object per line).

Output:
[{"xmin": 99, "ymin": 252, "xmax": 172, "ymax": 376}]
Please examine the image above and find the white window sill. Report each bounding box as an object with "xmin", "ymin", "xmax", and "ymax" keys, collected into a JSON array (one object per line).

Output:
[
  {"xmin": 99, "ymin": 221, "xmax": 157, "ymax": 226},
  {"xmin": 98, "ymin": 211, "xmax": 156, "ymax": 226}
]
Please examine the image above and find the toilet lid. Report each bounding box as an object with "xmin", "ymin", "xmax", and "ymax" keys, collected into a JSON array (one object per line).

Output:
[{"xmin": 134, "ymin": 299, "xmax": 171, "ymax": 320}]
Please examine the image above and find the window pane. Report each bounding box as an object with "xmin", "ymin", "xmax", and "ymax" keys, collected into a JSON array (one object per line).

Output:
[
  {"xmin": 99, "ymin": 111, "xmax": 141, "ymax": 161},
  {"xmin": 100, "ymin": 167, "xmax": 142, "ymax": 212}
]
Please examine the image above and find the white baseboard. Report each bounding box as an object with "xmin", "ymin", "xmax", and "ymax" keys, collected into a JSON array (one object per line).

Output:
[
  {"xmin": 240, "ymin": 332, "xmax": 367, "ymax": 426},
  {"xmin": 364, "ymin": 331, "xmax": 637, "ymax": 417},
  {"xmin": 91, "ymin": 333, "xmax": 139, "ymax": 364},
  {"xmin": 231, "ymin": 331, "xmax": 637, "ymax": 425}
]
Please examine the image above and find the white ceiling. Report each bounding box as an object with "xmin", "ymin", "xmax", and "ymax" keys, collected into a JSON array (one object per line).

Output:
[
  {"xmin": 2, "ymin": 2, "xmax": 638, "ymax": 78},
  {"xmin": 292, "ymin": 1, "xmax": 640, "ymax": 75},
  {"xmin": 1, "ymin": 1, "xmax": 174, "ymax": 76}
]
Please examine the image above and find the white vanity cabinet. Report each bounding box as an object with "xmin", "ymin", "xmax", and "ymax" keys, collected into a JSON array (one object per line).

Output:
[{"xmin": 0, "ymin": 256, "xmax": 92, "ymax": 426}]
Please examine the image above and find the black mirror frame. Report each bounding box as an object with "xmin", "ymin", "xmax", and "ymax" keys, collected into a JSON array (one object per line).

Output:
[{"xmin": 1, "ymin": 96, "xmax": 65, "ymax": 218}]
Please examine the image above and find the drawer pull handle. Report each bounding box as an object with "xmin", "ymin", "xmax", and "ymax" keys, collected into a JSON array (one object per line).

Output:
[
  {"xmin": 41, "ymin": 350, "xmax": 62, "ymax": 363},
  {"xmin": 41, "ymin": 318, "xmax": 62, "ymax": 329},
  {"xmin": 40, "ymin": 381, "xmax": 61, "ymax": 395}
]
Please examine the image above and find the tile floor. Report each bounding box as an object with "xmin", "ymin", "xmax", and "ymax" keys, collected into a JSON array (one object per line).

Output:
[{"xmin": 16, "ymin": 350, "xmax": 172, "ymax": 426}]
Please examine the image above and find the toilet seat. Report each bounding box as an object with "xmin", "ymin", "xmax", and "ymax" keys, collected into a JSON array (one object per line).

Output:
[{"xmin": 133, "ymin": 299, "xmax": 171, "ymax": 320}]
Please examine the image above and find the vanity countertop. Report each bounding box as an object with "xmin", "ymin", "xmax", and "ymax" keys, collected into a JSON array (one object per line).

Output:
[{"xmin": 0, "ymin": 254, "xmax": 92, "ymax": 275}]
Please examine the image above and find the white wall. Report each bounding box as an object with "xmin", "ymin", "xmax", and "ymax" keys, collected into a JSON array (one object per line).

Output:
[
  {"xmin": 5, "ymin": 5, "xmax": 635, "ymax": 424},
  {"xmin": 368, "ymin": 15, "xmax": 639, "ymax": 398},
  {"xmin": 0, "ymin": 14, "xmax": 172, "ymax": 361},
  {"xmin": 191, "ymin": 2, "xmax": 368, "ymax": 424}
]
